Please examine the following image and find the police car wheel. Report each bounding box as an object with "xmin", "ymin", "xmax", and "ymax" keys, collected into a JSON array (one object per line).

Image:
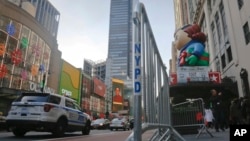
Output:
[
  {"xmin": 52, "ymin": 118, "xmax": 67, "ymax": 137},
  {"xmin": 12, "ymin": 128, "xmax": 26, "ymax": 137},
  {"xmin": 82, "ymin": 120, "xmax": 90, "ymax": 135}
]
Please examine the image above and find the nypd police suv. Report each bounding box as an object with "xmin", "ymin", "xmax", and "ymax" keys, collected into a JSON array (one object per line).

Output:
[{"xmin": 6, "ymin": 92, "xmax": 91, "ymax": 137}]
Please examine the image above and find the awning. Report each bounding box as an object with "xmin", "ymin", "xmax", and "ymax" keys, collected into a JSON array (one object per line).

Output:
[{"xmin": 170, "ymin": 81, "xmax": 238, "ymax": 103}]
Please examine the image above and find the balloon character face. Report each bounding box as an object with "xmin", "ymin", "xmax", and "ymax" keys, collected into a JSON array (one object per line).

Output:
[
  {"xmin": 173, "ymin": 24, "xmax": 209, "ymax": 66},
  {"xmin": 174, "ymin": 28, "xmax": 192, "ymax": 51}
]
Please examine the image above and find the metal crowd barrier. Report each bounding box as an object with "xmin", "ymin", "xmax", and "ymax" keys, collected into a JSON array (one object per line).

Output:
[
  {"xmin": 172, "ymin": 98, "xmax": 213, "ymax": 138},
  {"xmin": 126, "ymin": 2, "xmax": 185, "ymax": 141}
]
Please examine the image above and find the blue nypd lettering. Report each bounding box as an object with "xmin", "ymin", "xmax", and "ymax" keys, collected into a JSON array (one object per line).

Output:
[{"xmin": 134, "ymin": 43, "xmax": 141, "ymax": 95}]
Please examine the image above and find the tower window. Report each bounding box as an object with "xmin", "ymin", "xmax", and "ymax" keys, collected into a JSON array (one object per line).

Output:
[{"xmin": 243, "ymin": 22, "xmax": 250, "ymax": 44}]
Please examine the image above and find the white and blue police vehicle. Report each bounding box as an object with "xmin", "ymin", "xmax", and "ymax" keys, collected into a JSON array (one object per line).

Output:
[{"xmin": 6, "ymin": 92, "xmax": 91, "ymax": 137}]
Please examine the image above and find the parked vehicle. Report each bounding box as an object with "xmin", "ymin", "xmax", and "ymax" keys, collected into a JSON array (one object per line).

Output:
[
  {"xmin": 6, "ymin": 92, "xmax": 91, "ymax": 137},
  {"xmin": 91, "ymin": 118, "xmax": 110, "ymax": 129},
  {"xmin": 109, "ymin": 117, "xmax": 130, "ymax": 131},
  {"xmin": 129, "ymin": 118, "xmax": 134, "ymax": 129}
]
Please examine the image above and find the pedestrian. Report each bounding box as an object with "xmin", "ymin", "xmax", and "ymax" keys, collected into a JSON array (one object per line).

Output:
[
  {"xmin": 241, "ymin": 95, "xmax": 250, "ymax": 124},
  {"xmin": 209, "ymin": 89, "xmax": 225, "ymax": 132},
  {"xmin": 204, "ymin": 106, "xmax": 214, "ymax": 128},
  {"xmin": 229, "ymin": 98, "xmax": 242, "ymax": 125}
]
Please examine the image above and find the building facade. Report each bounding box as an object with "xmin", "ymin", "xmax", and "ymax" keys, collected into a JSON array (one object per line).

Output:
[
  {"xmin": 82, "ymin": 59, "xmax": 107, "ymax": 118},
  {"xmin": 9, "ymin": 0, "xmax": 60, "ymax": 38},
  {"xmin": 172, "ymin": 0, "xmax": 250, "ymax": 97},
  {"xmin": 93, "ymin": 60, "xmax": 106, "ymax": 81},
  {"xmin": 81, "ymin": 72, "xmax": 92, "ymax": 115},
  {"xmin": 0, "ymin": 0, "xmax": 62, "ymax": 116}
]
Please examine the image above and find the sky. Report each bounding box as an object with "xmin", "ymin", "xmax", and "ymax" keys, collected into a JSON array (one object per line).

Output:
[{"xmin": 49, "ymin": 0, "xmax": 175, "ymax": 70}]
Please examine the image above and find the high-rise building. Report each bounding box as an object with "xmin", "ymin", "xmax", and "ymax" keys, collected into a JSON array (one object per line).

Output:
[
  {"xmin": 107, "ymin": 0, "xmax": 138, "ymax": 81},
  {"xmin": 105, "ymin": 0, "xmax": 139, "ymax": 114}
]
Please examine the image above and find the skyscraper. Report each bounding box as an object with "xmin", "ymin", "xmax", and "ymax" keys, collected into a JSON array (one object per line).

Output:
[
  {"xmin": 105, "ymin": 0, "xmax": 138, "ymax": 114},
  {"xmin": 107, "ymin": 0, "xmax": 138, "ymax": 81}
]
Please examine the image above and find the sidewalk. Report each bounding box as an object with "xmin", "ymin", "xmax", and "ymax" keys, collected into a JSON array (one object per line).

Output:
[
  {"xmin": 141, "ymin": 128, "xmax": 229, "ymax": 141},
  {"xmin": 183, "ymin": 128, "xmax": 229, "ymax": 141}
]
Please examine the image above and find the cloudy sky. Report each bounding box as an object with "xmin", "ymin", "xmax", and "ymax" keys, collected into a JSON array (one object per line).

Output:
[{"xmin": 50, "ymin": 0, "xmax": 175, "ymax": 70}]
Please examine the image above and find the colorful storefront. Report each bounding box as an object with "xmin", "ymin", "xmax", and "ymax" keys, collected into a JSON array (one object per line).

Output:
[
  {"xmin": 59, "ymin": 60, "xmax": 81, "ymax": 104},
  {"xmin": 0, "ymin": 15, "xmax": 54, "ymax": 116}
]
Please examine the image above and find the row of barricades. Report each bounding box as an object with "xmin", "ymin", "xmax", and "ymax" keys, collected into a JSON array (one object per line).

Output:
[
  {"xmin": 171, "ymin": 98, "xmax": 213, "ymax": 138},
  {"xmin": 127, "ymin": 2, "xmax": 213, "ymax": 141},
  {"xmin": 126, "ymin": 2, "xmax": 185, "ymax": 141},
  {"xmin": 127, "ymin": 97, "xmax": 214, "ymax": 140}
]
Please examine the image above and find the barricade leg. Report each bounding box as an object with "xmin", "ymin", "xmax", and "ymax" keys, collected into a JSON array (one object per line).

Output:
[{"xmin": 196, "ymin": 124, "xmax": 214, "ymax": 138}]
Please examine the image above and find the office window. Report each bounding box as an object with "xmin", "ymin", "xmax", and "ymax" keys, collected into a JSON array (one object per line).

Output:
[
  {"xmin": 221, "ymin": 54, "xmax": 226, "ymax": 69},
  {"xmin": 219, "ymin": 2, "xmax": 228, "ymax": 40},
  {"xmin": 215, "ymin": 12, "xmax": 222, "ymax": 46},
  {"xmin": 238, "ymin": 0, "xmax": 244, "ymax": 9},
  {"xmin": 243, "ymin": 22, "xmax": 250, "ymax": 44},
  {"xmin": 211, "ymin": 22, "xmax": 218, "ymax": 50},
  {"xmin": 226, "ymin": 46, "xmax": 233, "ymax": 63},
  {"xmin": 215, "ymin": 58, "xmax": 220, "ymax": 71},
  {"xmin": 207, "ymin": 0, "xmax": 212, "ymax": 13}
]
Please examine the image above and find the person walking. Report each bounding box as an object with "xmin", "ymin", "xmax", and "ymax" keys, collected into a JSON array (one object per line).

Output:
[
  {"xmin": 209, "ymin": 89, "xmax": 225, "ymax": 132},
  {"xmin": 229, "ymin": 98, "xmax": 242, "ymax": 125},
  {"xmin": 204, "ymin": 106, "xmax": 214, "ymax": 128}
]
